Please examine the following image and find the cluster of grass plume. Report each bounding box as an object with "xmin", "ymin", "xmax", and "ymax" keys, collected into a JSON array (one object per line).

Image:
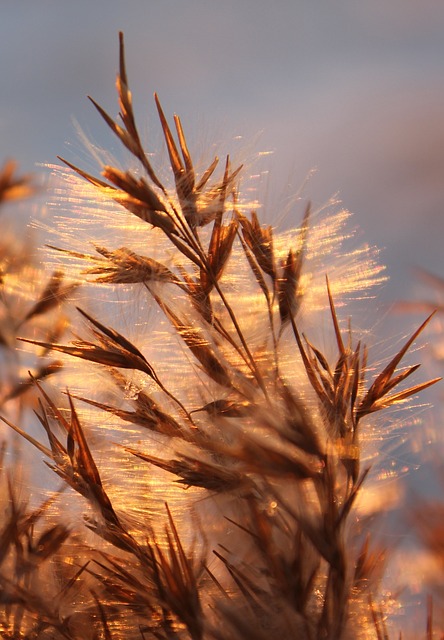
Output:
[{"xmin": 0, "ymin": 33, "xmax": 441, "ymax": 640}]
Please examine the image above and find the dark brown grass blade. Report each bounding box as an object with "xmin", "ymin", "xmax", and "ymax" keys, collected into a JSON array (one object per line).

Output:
[
  {"xmin": 32, "ymin": 382, "xmax": 128, "ymax": 534},
  {"xmin": 370, "ymin": 363, "xmax": 421, "ymax": 398},
  {"xmin": 155, "ymin": 93, "xmax": 185, "ymax": 185},
  {"xmin": 357, "ymin": 312, "xmax": 440, "ymax": 418},
  {"xmin": 19, "ymin": 335, "xmax": 154, "ymax": 378},
  {"xmin": 101, "ymin": 166, "xmax": 168, "ymax": 215},
  {"xmin": 158, "ymin": 301, "xmax": 233, "ymax": 388},
  {"xmin": 174, "ymin": 114, "xmax": 195, "ymax": 182},
  {"xmin": 365, "ymin": 313, "xmax": 434, "ymax": 397},
  {"xmin": 238, "ymin": 232, "xmax": 272, "ymax": 304},
  {"xmin": 212, "ymin": 547, "xmax": 269, "ymax": 615},
  {"xmin": 196, "ymin": 157, "xmax": 242, "ymax": 228},
  {"xmin": 326, "ymin": 275, "xmax": 345, "ymax": 357},
  {"xmin": 363, "ymin": 377, "xmax": 441, "ymax": 414},
  {"xmin": 113, "ymin": 32, "xmax": 165, "ymax": 189},
  {"xmin": 87, "ymin": 245, "xmax": 177, "ymax": 285},
  {"xmin": 203, "ymin": 217, "xmax": 239, "ymax": 291},
  {"xmin": 337, "ymin": 467, "xmax": 370, "ymax": 526},
  {"xmin": 57, "ymin": 156, "xmax": 112, "ymax": 190},
  {"xmin": 278, "ymin": 381, "xmax": 324, "ymax": 457},
  {"xmin": 88, "ymin": 95, "xmax": 141, "ymax": 159},
  {"xmin": 153, "ymin": 504, "xmax": 204, "ymax": 640},
  {"xmin": 191, "ymin": 398, "xmax": 250, "ymax": 418},
  {"xmin": 76, "ymin": 307, "xmax": 155, "ymax": 373},
  {"xmin": 70, "ymin": 391, "xmax": 187, "ymax": 440},
  {"xmin": 59, "ymin": 156, "xmax": 176, "ymax": 232},
  {"xmin": 66, "ymin": 392, "xmax": 102, "ymax": 487},
  {"xmin": 126, "ymin": 447, "xmax": 247, "ymax": 493},
  {"xmin": 195, "ymin": 156, "xmax": 219, "ymax": 192},
  {"xmin": 238, "ymin": 210, "xmax": 276, "ymax": 282},
  {"xmin": 278, "ymin": 204, "xmax": 310, "ymax": 328},
  {"xmin": 290, "ymin": 317, "xmax": 329, "ymax": 404}
]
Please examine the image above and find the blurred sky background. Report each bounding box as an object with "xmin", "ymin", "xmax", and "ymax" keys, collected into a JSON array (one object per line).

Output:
[
  {"xmin": 1, "ymin": 1, "xmax": 444, "ymax": 619},
  {"xmin": 0, "ymin": 0, "xmax": 441, "ymax": 408},
  {"xmin": 1, "ymin": 0, "xmax": 444, "ymax": 306},
  {"xmin": 1, "ymin": 0, "xmax": 443, "ymax": 391}
]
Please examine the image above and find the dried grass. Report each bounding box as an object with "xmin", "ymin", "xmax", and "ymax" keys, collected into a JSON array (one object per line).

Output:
[{"xmin": 0, "ymin": 32, "xmax": 441, "ymax": 640}]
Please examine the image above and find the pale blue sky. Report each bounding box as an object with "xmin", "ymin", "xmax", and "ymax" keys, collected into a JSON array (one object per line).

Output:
[{"xmin": 1, "ymin": 1, "xmax": 444, "ymax": 300}]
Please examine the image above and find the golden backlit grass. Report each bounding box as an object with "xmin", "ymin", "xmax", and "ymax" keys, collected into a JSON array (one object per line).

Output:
[{"xmin": 0, "ymin": 32, "xmax": 441, "ymax": 640}]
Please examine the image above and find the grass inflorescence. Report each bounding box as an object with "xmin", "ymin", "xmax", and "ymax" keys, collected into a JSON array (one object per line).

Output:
[{"xmin": 0, "ymin": 32, "xmax": 441, "ymax": 640}]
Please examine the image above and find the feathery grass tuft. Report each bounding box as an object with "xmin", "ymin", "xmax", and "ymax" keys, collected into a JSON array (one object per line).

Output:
[{"xmin": 0, "ymin": 31, "xmax": 440, "ymax": 640}]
